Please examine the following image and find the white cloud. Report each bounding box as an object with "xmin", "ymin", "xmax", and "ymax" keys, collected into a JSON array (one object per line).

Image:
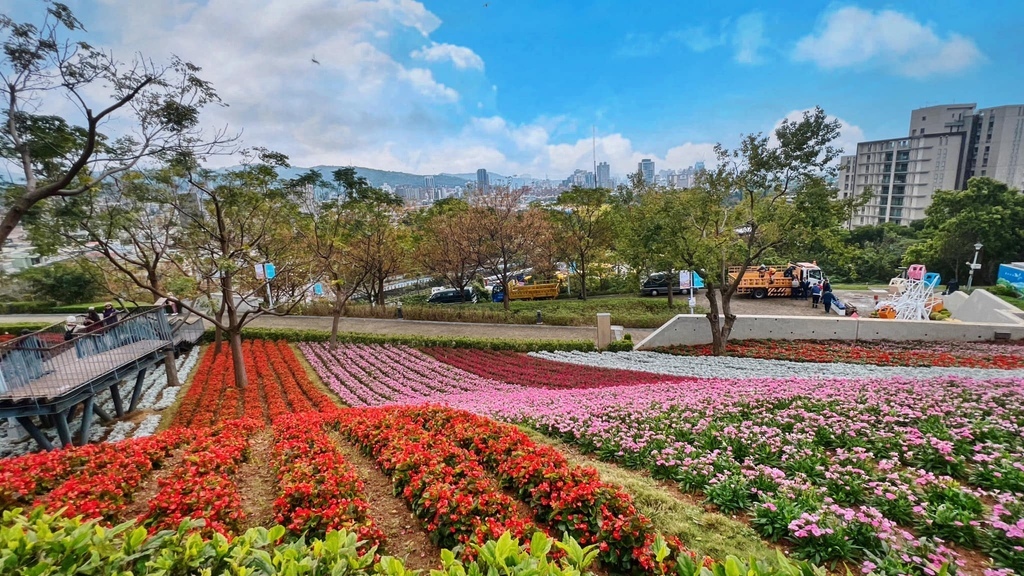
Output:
[
  {"xmin": 732, "ymin": 13, "xmax": 766, "ymax": 64},
  {"xmin": 411, "ymin": 42, "xmax": 484, "ymax": 70},
  {"xmin": 399, "ymin": 67, "xmax": 459, "ymax": 101},
  {"xmin": 793, "ymin": 6, "xmax": 984, "ymax": 78}
]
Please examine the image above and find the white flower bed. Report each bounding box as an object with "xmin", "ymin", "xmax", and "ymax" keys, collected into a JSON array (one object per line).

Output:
[
  {"xmin": 529, "ymin": 350, "xmax": 1024, "ymax": 381},
  {"xmin": 0, "ymin": 348, "xmax": 199, "ymax": 458}
]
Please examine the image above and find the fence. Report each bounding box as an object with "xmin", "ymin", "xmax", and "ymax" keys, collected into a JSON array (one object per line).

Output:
[{"xmin": 0, "ymin": 308, "xmax": 173, "ymax": 400}]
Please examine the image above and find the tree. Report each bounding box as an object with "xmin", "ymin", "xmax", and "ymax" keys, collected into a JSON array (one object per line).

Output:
[
  {"xmin": 674, "ymin": 107, "xmax": 842, "ymax": 354},
  {"xmin": 905, "ymin": 177, "xmax": 1024, "ymax": 284},
  {"xmin": 551, "ymin": 186, "xmax": 615, "ymax": 300},
  {"xmin": 468, "ymin": 186, "xmax": 550, "ymax": 310},
  {"xmin": 90, "ymin": 150, "xmax": 302, "ymax": 388},
  {"xmin": 16, "ymin": 259, "xmax": 101, "ymax": 304},
  {"xmin": 0, "ymin": 1, "xmax": 231, "ymax": 247},
  {"xmin": 612, "ymin": 174, "xmax": 675, "ymax": 301},
  {"xmin": 417, "ymin": 199, "xmax": 476, "ymax": 302}
]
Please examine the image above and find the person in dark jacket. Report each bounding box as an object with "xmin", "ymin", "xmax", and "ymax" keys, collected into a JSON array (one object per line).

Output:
[
  {"xmin": 811, "ymin": 284, "xmax": 822, "ymax": 308},
  {"xmin": 102, "ymin": 302, "xmax": 118, "ymax": 326},
  {"xmin": 84, "ymin": 307, "xmax": 102, "ymax": 333},
  {"xmin": 822, "ymin": 290, "xmax": 837, "ymax": 314}
]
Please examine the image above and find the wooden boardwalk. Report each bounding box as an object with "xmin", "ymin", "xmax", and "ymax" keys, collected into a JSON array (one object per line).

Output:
[{"xmin": 0, "ymin": 339, "xmax": 167, "ymax": 401}]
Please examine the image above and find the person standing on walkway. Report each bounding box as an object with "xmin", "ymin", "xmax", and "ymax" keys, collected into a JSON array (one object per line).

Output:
[
  {"xmin": 102, "ymin": 302, "xmax": 118, "ymax": 326},
  {"xmin": 811, "ymin": 284, "xmax": 822, "ymax": 308}
]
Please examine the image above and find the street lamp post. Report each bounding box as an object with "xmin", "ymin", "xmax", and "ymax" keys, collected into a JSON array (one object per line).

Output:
[{"xmin": 966, "ymin": 242, "xmax": 983, "ymax": 291}]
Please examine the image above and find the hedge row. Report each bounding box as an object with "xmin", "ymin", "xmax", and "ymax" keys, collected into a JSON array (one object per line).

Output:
[
  {"xmin": 0, "ymin": 301, "xmax": 55, "ymax": 314},
  {"xmin": 0, "ymin": 323, "xmax": 52, "ymax": 334},
  {"xmin": 200, "ymin": 327, "xmax": 596, "ymax": 352}
]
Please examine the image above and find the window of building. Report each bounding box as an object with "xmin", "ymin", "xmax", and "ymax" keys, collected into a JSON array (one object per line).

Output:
[
  {"xmin": 912, "ymin": 129, "xmax": 916, "ymax": 135},
  {"xmin": 895, "ymin": 162, "xmax": 908, "ymax": 173},
  {"xmin": 893, "ymin": 185, "xmax": 906, "ymax": 195},
  {"xmin": 896, "ymin": 151, "xmax": 909, "ymax": 161},
  {"xmin": 890, "ymin": 208, "xmax": 903, "ymax": 218},
  {"xmin": 920, "ymin": 127, "xmax": 925, "ymax": 135},
  {"xmin": 885, "ymin": 152, "xmax": 893, "ymax": 161},
  {"xmin": 884, "ymin": 163, "xmax": 892, "ymax": 173},
  {"xmin": 879, "ymin": 196, "xmax": 887, "ymax": 205},
  {"xmin": 922, "ymin": 116, "xmax": 926, "ymax": 121},
  {"xmin": 866, "ymin": 154, "xmax": 871, "ymax": 162},
  {"xmin": 891, "ymin": 197, "xmax": 904, "ymax": 206},
  {"xmin": 981, "ymin": 170, "xmax": 986, "ymax": 176},
  {"xmin": 894, "ymin": 174, "xmax": 906, "ymax": 184}
]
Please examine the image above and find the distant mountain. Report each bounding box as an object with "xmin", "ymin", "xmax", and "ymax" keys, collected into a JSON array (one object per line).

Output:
[{"xmin": 277, "ymin": 165, "xmax": 470, "ymax": 188}]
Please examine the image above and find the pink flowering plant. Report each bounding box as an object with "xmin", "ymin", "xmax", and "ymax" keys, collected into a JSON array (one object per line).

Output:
[{"xmin": 983, "ymin": 494, "xmax": 1024, "ymax": 572}]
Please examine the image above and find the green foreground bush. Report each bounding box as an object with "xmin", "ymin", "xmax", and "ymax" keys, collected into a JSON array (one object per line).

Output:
[
  {"xmin": 203, "ymin": 327, "xmax": 596, "ymax": 352},
  {"xmin": 0, "ymin": 322, "xmax": 51, "ymax": 334},
  {"xmin": 0, "ymin": 508, "xmax": 833, "ymax": 576},
  {"xmin": 0, "ymin": 301, "xmax": 55, "ymax": 314}
]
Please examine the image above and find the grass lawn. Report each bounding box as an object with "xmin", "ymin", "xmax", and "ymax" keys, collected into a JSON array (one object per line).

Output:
[
  {"xmin": 828, "ymin": 283, "xmax": 891, "ymax": 291},
  {"xmin": 338, "ymin": 294, "xmax": 701, "ymax": 329},
  {"xmin": 997, "ymin": 294, "xmax": 1024, "ymax": 311}
]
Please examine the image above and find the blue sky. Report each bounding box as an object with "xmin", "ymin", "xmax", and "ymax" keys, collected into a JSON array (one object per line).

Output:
[{"xmin": 4, "ymin": 0, "xmax": 1022, "ymax": 179}]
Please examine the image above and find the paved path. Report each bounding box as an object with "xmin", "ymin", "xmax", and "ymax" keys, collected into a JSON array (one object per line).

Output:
[{"xmin": 0, "ymin": 314, "xmax": 648, "ymax": 343}]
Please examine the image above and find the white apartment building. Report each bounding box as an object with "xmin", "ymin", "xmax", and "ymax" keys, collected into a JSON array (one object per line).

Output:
[{"xmin": 843, "ymin": 103, "xmax": 1024, "ymax": 227}]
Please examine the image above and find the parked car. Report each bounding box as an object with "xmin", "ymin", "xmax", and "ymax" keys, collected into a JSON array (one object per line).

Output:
[
  {"xmin": 427, "ymin": 288, "xmax": 477, "ymax": 304},
  {"xmin": 640, "ymin": 272, "xmax": 702, "ymax": 297}
]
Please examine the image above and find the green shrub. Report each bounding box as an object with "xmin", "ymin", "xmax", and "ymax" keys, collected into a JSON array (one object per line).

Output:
[
  {"xmin": 0, "ymin": 322, "xmax": 51, "ymax": 334},
  {"xmin": 203, "ymin": 327, "xmax": 596, "ymax": 352},
  {"xmin": 990, "ymin": 283, "xmax": 1022, "ymax": 298},
  {"xmin": 0, "ymin": 300, "xmax": 55, "ymax": 314},
  {"xmin": 606, "ymin": 339, "xmax": 635, "ymax": 352}
]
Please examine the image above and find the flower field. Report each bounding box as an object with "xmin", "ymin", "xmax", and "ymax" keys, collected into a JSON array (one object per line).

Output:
[
  {"xmin": 5, "ymin": 335, "xmax": 1024, "ymax": 575},
  {"xmin": 423, "ymin": 347, "xmax": 693, "ymax": 388},
  {"xmin": 658, "ymin": 339, "xmax": 1024, "ymax": 369}
]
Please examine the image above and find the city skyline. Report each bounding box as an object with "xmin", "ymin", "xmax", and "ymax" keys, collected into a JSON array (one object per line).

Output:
[{"xmin": 2, "ymin": 1, "xmax": 1019, "ymax": 181}]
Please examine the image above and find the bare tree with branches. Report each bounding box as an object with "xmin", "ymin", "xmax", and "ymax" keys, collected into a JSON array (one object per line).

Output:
[{"xmin": 0, "ymin": 1, "xmax": 233, "ymax": 247}]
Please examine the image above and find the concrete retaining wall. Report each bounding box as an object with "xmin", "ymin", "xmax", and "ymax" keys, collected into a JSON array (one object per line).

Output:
[
  {"xmin": 637, "ymin": 313, "xmax": 1024, "ymax": 349},
  {"xmin": 941, "ymin": 291, "xmax": 969, "ymax": 316},
  {"xmin": 951, "ymin": 289, "xmax": 1024, "ymax": 324}
]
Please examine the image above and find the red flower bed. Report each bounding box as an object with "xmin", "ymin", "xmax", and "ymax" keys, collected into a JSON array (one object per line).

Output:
[
  {"xmin": 658, "ymin": 339, "xmax": 1024, "ymax": 369},
  {"xmin": 36, "ymin": 431, "xmax": 185, "ymax": 521},
  {"xmin": 424, "ymin": 348, "xmax": 693, "ymax": 389},
  {"xmin": 334, "ymin": 408, "xmax": 534, "ymax": 550},
  {"xmin": 173, "ymin": 340, "xmax": 334, "ymax": 428},
  {"xmin": 398, "ymin": 405, "xmax": 706, "ymax": 574},
  {"xmin": 271, "ymin": 412, "xmax": 383, "ymax": 550},
  {"xmin": 139, "ymin": 418, "xmax": 262, "ymax": 537}
]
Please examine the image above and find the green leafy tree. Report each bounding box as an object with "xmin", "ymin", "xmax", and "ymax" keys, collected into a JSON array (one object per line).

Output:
[
  {"xmin": 905, "ymin": 177, "xmax": 1024, "ymax": 284},
  {"xmin": 415, "ymin": 198, "xmax": 476, "ymax": 302},
  {"xmin": 612, "ymin": 172, "xmax": 682, "ymax": 305},
  {"xmin": 550, "ymin": 186, "xmax": 615, "ymax": 300},
  {"xmin": 16, "ymin": 259, "xmax": 102, "ymax": 305},
  {"xmin": 673, "ymin": 107, "xmax": 843, "ymax": 354},
  {"xmin": 0, "ymin": 2, "xmax": 231, "ymax": 247}
]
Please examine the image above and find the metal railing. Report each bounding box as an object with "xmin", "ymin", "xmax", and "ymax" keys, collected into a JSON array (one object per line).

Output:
[{"xmin": 0, "ymin": 308, "xmax": 174, "ymax": 400}]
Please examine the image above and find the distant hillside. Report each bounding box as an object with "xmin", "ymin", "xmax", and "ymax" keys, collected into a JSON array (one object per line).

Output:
[{"xmin": 278, "ymin": 165, "xmax": 470, "ymax": 188}]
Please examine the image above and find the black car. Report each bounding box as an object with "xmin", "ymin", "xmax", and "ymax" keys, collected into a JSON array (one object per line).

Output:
[
  {"xmin": 640, "ymin": 272, "xmax": 698, "ymax": 297},
  {"xmin": 427, "ymin": 288, "xmax": 478, "ymax": 304}
]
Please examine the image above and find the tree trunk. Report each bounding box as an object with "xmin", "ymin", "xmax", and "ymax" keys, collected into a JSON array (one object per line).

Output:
[
  {"xmin": 376, "ymin": 278, "xmax": 386, "ymax": 306},
  {"xmin": 329, "ymin": 291, "xmax": 342, "ymax": 344},
  {"xmin": 0, "ymin": 196, "xmax": 31, "ymax": 249},
  {"xmin": 213, "ymin": 327, "xmax": 223, "ymax": 354},
  {"xmin": 705, "ymin": 282, "xmax": 724, "ymax": 354},
  {"xmin": 580, "ymin": 258, "xmax": 588, "ymax": 300},
  {"xmin": 720, "ymin": 286, "xmax": 737, "ymax": 348},
  {"xmin": 228, "ymin": 330, "xmax": 247, "ymax": 388},
  {"xmin": 502, "ymin": 279, "xmax": 510, "ymax": 310}
]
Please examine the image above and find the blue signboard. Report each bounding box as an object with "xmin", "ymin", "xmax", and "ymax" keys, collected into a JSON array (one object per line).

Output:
[
  {"xmin": 998, "ymin": 264, "xmax": 1024, "ymax": 293},
  {"xmin": 264, "ymin": 263, "xmax": 276, "ymax": 279},
  {"xmin": 313, "ymin": 283, "xmax": 323, "ymax": 296}
]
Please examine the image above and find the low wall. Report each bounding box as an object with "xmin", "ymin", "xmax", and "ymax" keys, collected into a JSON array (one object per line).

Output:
[
  {"xmin": 941, "ymin": 291, "xmax": 969, "ymax": 316},
  {"xmin": 637, "ymin": 313, "xmax": 1024, "ymax": 349}
]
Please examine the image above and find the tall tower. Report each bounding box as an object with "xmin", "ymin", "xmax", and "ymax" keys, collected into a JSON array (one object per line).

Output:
[
  {"xmin": 476, "ymin": 168, "xmax": 489, "ymax": 192},
  {"xmin": 639, "ymin": 159, "xmax": 655, "ymax": 184}
]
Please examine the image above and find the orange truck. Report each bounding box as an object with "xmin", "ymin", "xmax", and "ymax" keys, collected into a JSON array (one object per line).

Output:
[{"xmin": 727, "ymin": 262, "xmax": 824, "ymax": 299}]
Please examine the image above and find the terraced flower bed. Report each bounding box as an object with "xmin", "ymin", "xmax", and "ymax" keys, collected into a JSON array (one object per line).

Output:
[{"xmin": 658, "ymin": 339, "xmax": 1024, "ymax": 369}]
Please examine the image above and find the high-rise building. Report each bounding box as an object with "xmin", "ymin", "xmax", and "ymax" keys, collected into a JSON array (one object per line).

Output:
[
  {"xmin": 476, "ymin": 168, "xmax": 489, "ymax": 192},
  {"xmin": 639, "ymin": 159, "xmax": 655, "ymax": 184},
  {"xmin": 845, "ymin": 103, "xmax": 1024, "ymax": 227},
  {"xmin": 694, "ymin": 161, "xmax": 705, "ymax": 172},
  {"xmin": 596, "ymin": 162, "xmax": 611, "ymax": 188}
]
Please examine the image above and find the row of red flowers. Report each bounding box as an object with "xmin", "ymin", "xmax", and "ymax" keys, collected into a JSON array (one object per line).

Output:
[
  {"xmin": 400, "ymin": 405, "xmax": 709, "ymax": 575},
  {"xmin": 0, "ymin": 431, "xmax": 184, "ymax": 517},
  {"xmin": 173, "ymin": 340, "xmax": 335, "ymax": 428},
  {"xmin": 333, "ymin": 407, "xmax": 535, "ymax": 551},
  {"xmin": 424, "ymin": 348, "xmax": 692, "ymax": 389},
  {"xmin": 657, "ymin": 339, "xmax": 1024, "ymax": 369},
  {"xmin": 37, "ymin": 431, "xmax": 185, "ymax": 521},
  {"xmin": 271, "ymin": 412, "xmax": 384, "ymax": 549},
  {"xmin": 139, "ymin": 418, "xmax": 262, "ymax": 537}
]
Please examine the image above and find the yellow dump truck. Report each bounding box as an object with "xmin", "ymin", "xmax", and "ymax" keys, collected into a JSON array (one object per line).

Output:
[
  {"xmin": 728, "ymin": 262, "xmax": 823, "ymax": 299},
  {"xmin": 491, "ymin": 280, "xmax": 561, "ymax": 301}
]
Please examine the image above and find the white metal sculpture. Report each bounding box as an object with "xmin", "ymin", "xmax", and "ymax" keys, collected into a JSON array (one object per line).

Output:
[{"xmin": 883, "ymin": 276, "xmax": 940, "ymax": 321}]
